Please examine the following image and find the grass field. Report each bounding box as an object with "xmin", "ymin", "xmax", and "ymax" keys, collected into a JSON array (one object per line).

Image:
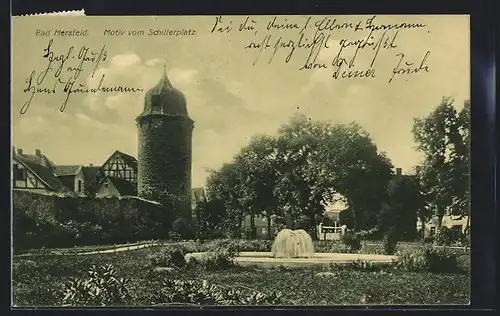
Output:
[
  {"xmin": 12, "ymin": 242, "xmax": 470, "ymax": 307},
  {"xmin": 14, "ymin": 239, "xmax": 159, "ymax": 256}
]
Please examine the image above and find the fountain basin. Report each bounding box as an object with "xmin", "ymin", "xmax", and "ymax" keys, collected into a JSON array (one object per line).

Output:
[{"xmin": 185, "ymin": 251, "xmax": 397, "ymax": 268}]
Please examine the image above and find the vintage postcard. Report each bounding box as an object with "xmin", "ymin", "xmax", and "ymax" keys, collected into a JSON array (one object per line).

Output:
[{"xmin": 11, "ymin": 15, "xmax": 470, "ymax": 307}]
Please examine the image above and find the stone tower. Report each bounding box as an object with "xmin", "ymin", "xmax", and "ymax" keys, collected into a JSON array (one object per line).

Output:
[{"xmin": 136, "ymin": 66, "xmax": 194, "ymax": 218}]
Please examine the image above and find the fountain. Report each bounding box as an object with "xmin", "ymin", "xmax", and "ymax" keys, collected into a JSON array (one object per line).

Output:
[
  {"xmin": 271, "ymin": 229, "xmax": 315, "ymax": 258},
  {"xmin": 185, "ymin": 229, "xmax": 397, "ymax": 268}
]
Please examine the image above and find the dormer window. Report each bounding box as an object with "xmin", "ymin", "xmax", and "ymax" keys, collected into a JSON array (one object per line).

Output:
[{"xmin": 151, "ymin": 94, "xmax": 161, "ymax": 107}]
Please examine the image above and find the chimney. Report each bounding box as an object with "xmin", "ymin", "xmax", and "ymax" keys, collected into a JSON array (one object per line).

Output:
[
  {"xmin": 396, "ymin": 168, "xmax": 402, "ymax": 176},
  {"xmin": 35, "ymin": 149, "xmax": 42, "ymax": 157},
  {"xmin": 17, "ymin": 148, "xmax": 23, "ymax": 155}
]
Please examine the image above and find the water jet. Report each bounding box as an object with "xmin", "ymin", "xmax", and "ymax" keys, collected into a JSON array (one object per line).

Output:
[{"xmin": 271, "ymin": 229, "xmax": 315, "ymax": 258}]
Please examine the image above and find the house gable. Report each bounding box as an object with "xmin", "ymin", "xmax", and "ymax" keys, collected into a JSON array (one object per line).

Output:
[
  {"xmin": 96, "ymin": 177, "xmax": 121, "ymax": 197},
  {"xmin": 96, "ymin": 176, "xmax": 137, "ymax": 197},
  {"xmin": 101, "ymin": 151, "xmax": 138, "ymax": 183},
  {"xmin": 12, "ymin": 157, "xmax": 51, "ymax": 190},
  {"xmin": 12, "ymin": 154, "xmax": 68, "ymax": 192}
]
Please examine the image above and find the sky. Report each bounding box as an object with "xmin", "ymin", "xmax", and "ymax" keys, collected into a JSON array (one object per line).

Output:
[{"xmin": 12, "ymin": 15, "xmax": 470, "ymax": 188}]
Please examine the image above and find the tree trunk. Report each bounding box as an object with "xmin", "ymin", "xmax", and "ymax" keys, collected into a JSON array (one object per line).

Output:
[
  {"xmin": 421, "ymin": 218, "xmax": 426, "ymax": 242},
  {"xmin": 267, "ymin": 214, "xmax": 272, "ymax": 240},
  {"xmin": 464, "ymin": 212, "xmax": 470, "ymax": 235},
  {"xmin": 284, "ymin": 213, "xmax": 293, "ymax": 230},
  {"xmin": 436, "ymin": 205, "xmax": 445, "ymax": 229},
  {"xmin": 237, "ymin": 215, "xmax": 242, "ymax": 239},
  {"xmin": 351, "ymin": 205, "xmax": 358, "ymax": 231},
  {"xmin": 250, "ymin": 214, "xmax": 256, "ymax": 239},
  {"xmin": 309, "ymin": 214, "xmax": 318, "ymax": 240},
  {"xmin": 437, "ymin": 215, "xmax": 444, "ymax": 229}
]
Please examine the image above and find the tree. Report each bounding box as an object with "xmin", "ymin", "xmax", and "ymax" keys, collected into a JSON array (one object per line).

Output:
[
  {"xmin": 320, "ymin": 122, "xmax": 394, "ymax": 231},
  {"xmin": 378, "ymin": 173, "xmax": 425, "ymax": 241},
  {"xmin": 272, "ymin": 115, "xmax": 334, "ymax": 237},
  {"xmin": 193, "ymin": 197, "xmax": 226, "ymax": 239},
  {"xmin": 338, "ymin": 208, "xmax": 354, "ymax": 228},
  {"xmin": 411, "ymin": 166, "xmax": 433, "ymax": 240},
  {"xmin": 204, "ymin": 114, "xmax": 394, "ymax": 238},
  {"xmin": 412, "ymin": 98, "xmax": 470, "ymax": 228},
  {"xmin": 235, "ymin": 135, "xmax": 280, "ymax": 239},
  {"xmin": 205, "ymin": 163, "xmax": 246, "ymax": 238},
  {"xmin": 269, "ymin": 115, "xmax": 393, "ymax": 234}
]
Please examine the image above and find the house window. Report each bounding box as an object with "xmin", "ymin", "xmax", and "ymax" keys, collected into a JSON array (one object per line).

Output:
[
  {"xmin": 430, "ymin": 226, "xmax": 436, "ymax": 236},
  {"xmin": 14, "ymin": 164, "xmax": 27, "ymax": 181},
  {"xmin": 77, "ymin": 180, "xmax": 82, "ymax": 192},
  {"xmin": 261, "ymin": 227, "xmax": 267, "ymax": 236}
]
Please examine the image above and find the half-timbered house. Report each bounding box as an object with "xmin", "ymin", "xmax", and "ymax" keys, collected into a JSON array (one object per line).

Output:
[
  {"xmin": 100, "ymin": 150, "xmax": 138, "ymax": 183},
  {"xmin": 12, "ymin": 148, "xmax": 69, "ymax": 194},
  {"xmin": 94, "ymin": 150, "xmax": 138, "ymax": 197},
  {"xmin": 13, "ymin": 147, "xmax": 207, "ymax": 215}
]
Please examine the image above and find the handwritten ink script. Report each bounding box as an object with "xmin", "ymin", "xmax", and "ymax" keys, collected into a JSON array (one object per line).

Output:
[
  {"xmin": 210, "ymin": 15, "xmax": 431, "ymax": 83},
  {"xmin": 21, "ymin": 39, "xmax": 143, "ymax": 115}
]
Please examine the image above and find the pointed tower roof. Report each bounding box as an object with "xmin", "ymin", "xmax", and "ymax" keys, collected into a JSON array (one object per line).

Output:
[
  {"xmin": 151, "ymin": 64, "xmax": 174, "ymax": 92},
  {"xmin": 137, "ymin": 65, "xmax": 190, "ymax": 120}
]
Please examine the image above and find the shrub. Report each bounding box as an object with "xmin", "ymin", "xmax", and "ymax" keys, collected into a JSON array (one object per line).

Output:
[
  {"xmin": 171, "ymin": 217, "xmax": 196, "ymax": 240},
  {"xmin": 393, "ymin": 246, "xmax": 459, "ymax": 273},
  {"xmin": 188, "ymin": 250, "xmax": 238, "ymax": 271},
  {"xmin": 244, "ymin": 240, "xmax": 272, "ymax": 252},
  {"xmin": 434, "ymin": 227, "xmax": 456, "ymax": 246},
  {"xmin": 341, "ymin": 231, "xmax": 362, "ymax": 253},
  {"xmin": 152, "ymin": 279, "xmax": 284, "ymax": 306},
  {"xmin": 61, "ymin": 264, "xmax": 131, "ymax": 306},
  {"xmin": 152, "ymin": 279, "xmax": 219, "ymax": 305},
  {"xmin": 423, "ymin": 236, "xmax": 435, "ymax": 244},
  {"xmin": 383, "ymin": 227, "xmax": 398, "ymax": 255},
  {"xmin": 327, "ymin": 243, "xmax": 353, "ymax": 253},
  {"xmin": 203, "ymin": 239, "xmax": 241, "ymax": 256},
  {"xmin": 147, "ymin": 246, "xmax": 187, "ymax": 269},
  {"xmin": 167, "ymin": 232, "xmax": 182, "ymax": 241},
  {"xmin": 354, "ymin": 228, "xmax": 381, "ymax": 241},
  {"xmin": 218, "ymin": 286, "xmax": 284, "ymax": 305},
  {"xmin": 422, "ymin": 247, "xmax": 459, "ymax": 273},
  {"xmin": 173, "ymin": 240, "xmax": 201, "ymax": 254},
  {"xmin": 314, "ymin": 241, "xmax": 352, "ymax": 253},
  {"xmin": 331, "ymin": 260, "xmax": 383, "ymax": 272},
  {"xmin": 432, "ymin": 226, "xmax": 468, "ymax": 247},
  {"xmin": 12, "ymin": 260, "xmax": 39, "ymax": 276}
]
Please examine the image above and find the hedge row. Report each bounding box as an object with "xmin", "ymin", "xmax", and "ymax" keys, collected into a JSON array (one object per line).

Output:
[{"xmin": 12, "ymin": 190, "xmax": 174, "ymax": 251}]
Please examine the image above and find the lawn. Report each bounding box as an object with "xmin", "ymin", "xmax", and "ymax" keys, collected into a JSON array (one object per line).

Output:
[
  {"xmin": 14, "ymin": 239, "xmax": 159, "ymax": 256},
  {"xmin": 12, "ymin": 243, "xmax": 470, "ymax": 307}
]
